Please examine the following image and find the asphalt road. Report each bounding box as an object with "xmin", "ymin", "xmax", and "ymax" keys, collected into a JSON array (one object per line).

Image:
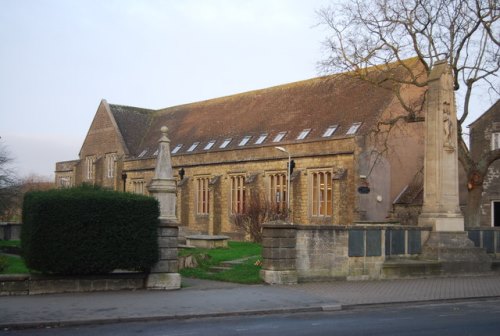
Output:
[{"xmin": 4, "ymin": 299, "xmax": 500, "ymax": 336}]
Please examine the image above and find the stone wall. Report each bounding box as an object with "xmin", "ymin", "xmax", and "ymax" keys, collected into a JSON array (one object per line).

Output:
[
  {"xmin": 0, "ymin": 222, "xmax": 21, "ymax": 241},
  {"xmin": 0, "ymin": 273, "xmax": 146, "ymax": 296},
  {"xmin": 260, "ymin": 222, "xmax": 432, "ymax": 284}
]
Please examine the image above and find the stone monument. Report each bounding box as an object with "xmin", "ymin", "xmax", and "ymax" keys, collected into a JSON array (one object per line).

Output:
[
  {"xmin": 418, "ymin": 61, "xmax": 490, "ymax": 272},
  {"xmin": 146, "ymin": 126, "xmax": 182, "ymax": 290}
]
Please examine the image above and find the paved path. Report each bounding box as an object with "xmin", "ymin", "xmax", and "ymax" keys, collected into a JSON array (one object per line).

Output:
[{"xmin": 1, "ymin": 275, "xmax": 500, "ymax": 330}]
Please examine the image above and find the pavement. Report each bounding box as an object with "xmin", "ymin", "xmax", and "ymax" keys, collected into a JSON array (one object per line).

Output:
[{"xmin": 1, "ymin": 275, "xmax": 500, "ymax": 330}]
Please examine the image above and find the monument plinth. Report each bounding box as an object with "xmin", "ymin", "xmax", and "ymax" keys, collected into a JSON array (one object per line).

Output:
[
  {"xmin": 147, "ymin": 126, "xmax": 181, "ymax": 290},
  {"xmin": 418, "ymin": 61, "xmax": 491, "ymax": 272}
]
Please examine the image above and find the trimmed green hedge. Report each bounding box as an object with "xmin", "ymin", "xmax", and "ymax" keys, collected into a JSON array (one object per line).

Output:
[{"xmin": 21, "ymin": 185, "xmax": 159, "ymax": 275}]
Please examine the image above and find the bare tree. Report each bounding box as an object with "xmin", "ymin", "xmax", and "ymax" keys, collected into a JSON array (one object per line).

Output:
[
  {"xmin": 231, "ymin": 190, "xmax": 289, "ymax": 243},
  {"xmin": 0, "ymin": 143, "xmax": 20, "ymax": 221},
  {"xmin": 318, "ymin": 0, "xmax": 499, "ymax": 227}
]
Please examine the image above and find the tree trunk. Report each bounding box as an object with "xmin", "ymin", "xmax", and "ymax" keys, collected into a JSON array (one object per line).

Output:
[{"xmin": 464, "ymin": 185, "xmax": 483, "ymax": 228}]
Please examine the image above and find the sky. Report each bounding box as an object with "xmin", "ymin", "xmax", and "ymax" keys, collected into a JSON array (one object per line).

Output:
[{"xmin": 0, "ymin": 0, "xmax": 497, "ymax": 179}]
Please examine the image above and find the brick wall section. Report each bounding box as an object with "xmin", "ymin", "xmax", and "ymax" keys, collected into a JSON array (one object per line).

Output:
[
  {"xmin": 261, "ymin": 222, "xmax": 297, "ymax": 271},
  {"xmin": 469, "ymin": 101, "xmax": 500, "ymax": 227}
]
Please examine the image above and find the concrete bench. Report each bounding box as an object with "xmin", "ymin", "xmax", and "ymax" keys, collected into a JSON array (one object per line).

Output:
[{"xmin": 185, "ymin": 235, "xmax": 230, "ymax": 249}]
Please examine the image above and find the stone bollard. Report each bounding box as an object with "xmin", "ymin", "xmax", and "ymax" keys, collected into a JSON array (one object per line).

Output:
[{"xmin": 260, "ymin": 222, "xmax": 298, "ymax": 285}]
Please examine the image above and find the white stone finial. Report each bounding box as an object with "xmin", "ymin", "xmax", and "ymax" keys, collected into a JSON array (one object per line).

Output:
[{"xmin": 159, "ymin": 126, "xmax": 170, "ymax": 143}]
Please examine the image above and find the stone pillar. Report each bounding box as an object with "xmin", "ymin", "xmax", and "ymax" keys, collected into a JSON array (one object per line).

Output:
[
  {"xmin": 147, "ymin": 126, "xmax": 181, "ymax": 290},
  {"xmin": 418, "ymin": 62, "xmax": 491, "ymax": 272},
  {"xmin": 260, "ymin": 221, "xmax": 298, "ymax": 285},
  {"xmin": 418, "ymin": 60, "xmax": 463, "ymax": 232}
]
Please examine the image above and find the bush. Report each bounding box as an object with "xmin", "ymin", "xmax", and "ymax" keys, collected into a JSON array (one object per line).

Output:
[
  {"xmin": 0, "ymin": 255, "xmax": 7, "ymax": 273},
  {"xmin": 21, "ymin": 185, "xmax": 159, "ymax": 275}
]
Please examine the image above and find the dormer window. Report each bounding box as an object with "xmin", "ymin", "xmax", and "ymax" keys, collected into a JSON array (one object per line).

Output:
[
  {"xmin": 204, "ymin": 140, "xmax": 216, "ymax": 150},
  {"xmin": 239, "ymin": 136, "xmax": 251, "ymax": 146},
  {"xmin": 172, "ymin": 144, "xmax": 183, "ymax": 154},
  {"xmin": 297, "ymin": 129, "xmax": 311, "ymax": 140},
  {"xmin": 323, "ymin": 125, "xmax": 338, "ymax": 137},
  {"xmin": 273, "ymin": 131, "xmax": 287, "ymax": 142},
  {"xmin": 346, "ymin": 122, "xmax": 362, "ymax": 135},
  {"xmin": 187, "ymin": 142, "xmax": 200, "ymax": 152},
  {"xmin": 255, "ymin": 133, "xmax": 268, "ymax": 145},
  {"xmin": 220, "ymin": 138, "xmax": 232, "ymax": 149},
  {"xmin": 138, "ymin": 149, "xmax": 148, "ymax": 158}
]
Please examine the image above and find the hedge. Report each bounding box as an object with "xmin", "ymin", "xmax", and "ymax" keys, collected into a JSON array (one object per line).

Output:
[{"xmin": 21, "ymin": 185, "xmax": 159, "ymax": 275}]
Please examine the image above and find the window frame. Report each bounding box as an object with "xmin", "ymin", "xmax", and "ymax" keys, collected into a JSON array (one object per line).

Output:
[
  {"xmin": 238, "ymin": 136, "xmax": 251, "ymax": 147},
  {"xmin": 255, "ymin": 133, "xmax": 268, "ymax": 145},
  {"xmin": 273, "ymin": 131, "xmax": 287, "ymax": 142},
  {"xmin": 85, "ymin": 155, "xmax": 95, "ymax": 180},
  {"xmin": 195, "ymin": 176, "xmax": 211, "ymax": 215},
  {"xmin": 132, "ymin": 179, "xmax": 146, "ymax": 195},
  {"xmin": 296, "ymin": 129, "xmax": 311, "ymax": 140},
  {"xmin": 309, "ymin": 169, "xmax": 334, "ymax": 218},
  {"xmin": 172, "ymin": 144, "xmax": 183, "ymax": 154},
  {"xmin": 187, "ymin": 142, "xmax": 200, "ymax": 152},
  {"xmin": 267, "ymin": 171, "xmax": 288, "ymax": 212},
  {"xmin": 204, "ymin": 140, "xmax": 216, "ymax": 150},
  {"xmin": 491, "ymin": 132, "xmax": 500, "ymax": 151},
  {"xmin": 220, "ymin": 138, "xmax": 232, "ymax": 149},
  {"xmin": 322, "ymin": 125, "xmax": 338, "ymax": 137},
  {"xmin": 346, "ymin": 122, "xmax": 362, "ymax": 135},
  {"xmin": 230, "ymin": 175, "xmax": 246, "ymax": 214},
  {"xmin": 105, "ymin": 153, "xmax": 117, "ymax": 179}
]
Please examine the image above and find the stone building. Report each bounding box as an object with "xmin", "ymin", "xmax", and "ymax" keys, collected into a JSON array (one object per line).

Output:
[
  {"xmin": 469, "ymin": 100, "xmax": 500, "ymax": 227},
  {"xmin": 56, "ymin": 63, "xmax": 426, "ymax": 240}
]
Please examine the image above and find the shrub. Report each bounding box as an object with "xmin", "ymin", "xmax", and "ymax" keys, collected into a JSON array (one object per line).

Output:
[
  {"xmin": 21, "ymin": 185, "xmax": 159, "ymax": 275},
  {"xmin": 231, "ymin": 190, "xmax": 288, "ymax": 243},
  {"xmin": 0, "ymin": 255, "xmax": 7, "ymax": 272}
]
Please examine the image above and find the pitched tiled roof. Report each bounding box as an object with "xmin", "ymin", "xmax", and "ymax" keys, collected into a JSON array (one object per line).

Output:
[
  {"xmin": 108, "ymin": 60, "xmax": 423, "ymax": 158},
  {"xmin": 109, "ymin": 104, "xmax": 155, "ymax": 155}
]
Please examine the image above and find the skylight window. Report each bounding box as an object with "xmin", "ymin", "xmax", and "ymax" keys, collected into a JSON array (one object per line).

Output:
[
  {"xmin": 255, "ymin": 133, "xmax": 268, "ymax": 145},
  {"xmin": 239, "ymin": 136, "xmax": 251, "ymax": 146},
  {"xmin": 323, "ymin": 125, "xmax": 338, "ymax": 137},
  {"xmin": 187, "ymin": 142, "xmax": 200, "ymax": 152},
  {"xmin": 204, "ymin": 140, "xmax": 216, "ymax": 150},
  {"xmin": 297, "ymin": 129, "xmax": 311, "ymax": 140},
  {"xmin": 172, "ymin": 144, "xmax": 183, "ymax": 154},
  {"xmin": 153, "ymin": 149, "xmax": 159, "ymax": 156},
  {"xmin": 220, "ymin": 138, "xmax": 232, "ymax": 149},
  {"xmin": 138, "ymin": 149, "xmax": 148, "ymax": 158},
  {"xmin": 273, "ymin": 131, "xmax": 287, "ymax": 142},
  {"xmin": 346, "ymin": 122, "xmax": 362, "ymax": 135}
]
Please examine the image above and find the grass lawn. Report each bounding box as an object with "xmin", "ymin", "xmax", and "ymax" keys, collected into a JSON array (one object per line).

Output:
[
  {"xmin": 0, "ymin": 240, "xmax": 29, "ymax": 274},
  {"xmin": 0, "ymin": 240, "xmax": 21, "ymax": 248},
  {"xmin": 179, "ymin": 241, "xmax": 263, "ymax": 284},
  {"xmin": 0, "ymin": 254, "xmax": 29, "ymax": 274}
]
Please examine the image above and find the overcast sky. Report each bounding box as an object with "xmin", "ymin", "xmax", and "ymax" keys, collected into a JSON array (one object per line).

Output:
[{"xmin": 0, "ymin": 0, "xmax": 496, "ymax": 179}]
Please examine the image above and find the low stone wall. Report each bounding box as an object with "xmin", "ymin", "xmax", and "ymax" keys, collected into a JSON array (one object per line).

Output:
[
  {"xmin": 0, "ymin": 273, "xmax": 146, "ymax": 296},
  {"xmin": 467, "ymin": 228, "xmax": 500, "ymax": 255},
  {"xmin": 0, "ymin": 222, "xmax": 22, "ymax": 241},
  {"xmin": 260, "ymin": 222, "xmax": 432, "ymax": 284}
]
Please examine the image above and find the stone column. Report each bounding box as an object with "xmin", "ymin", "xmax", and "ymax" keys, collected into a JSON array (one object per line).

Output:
[
  {"xmin": 418, "ymin": 61, "xmax": 490, "ymax": 272},
  {"xmin": 147, "ymin": 126, "xmax": 181, "ymax": 290},
  {"xmin": 418, "ymin": 60, "xmax": 463, "ymax": 231},
  {"xmin": 260, "ymin": 221, "xmax": 298, "ymax": 285}
]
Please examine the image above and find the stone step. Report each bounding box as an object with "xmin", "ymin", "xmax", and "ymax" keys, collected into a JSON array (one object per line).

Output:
[
  {"xmin": 382, "ymin": 259, "xmax": 442, "ymax": 279},
  {"xmin": 209, "ymin": 266, "xmax": 233, "ymax": 273}
]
